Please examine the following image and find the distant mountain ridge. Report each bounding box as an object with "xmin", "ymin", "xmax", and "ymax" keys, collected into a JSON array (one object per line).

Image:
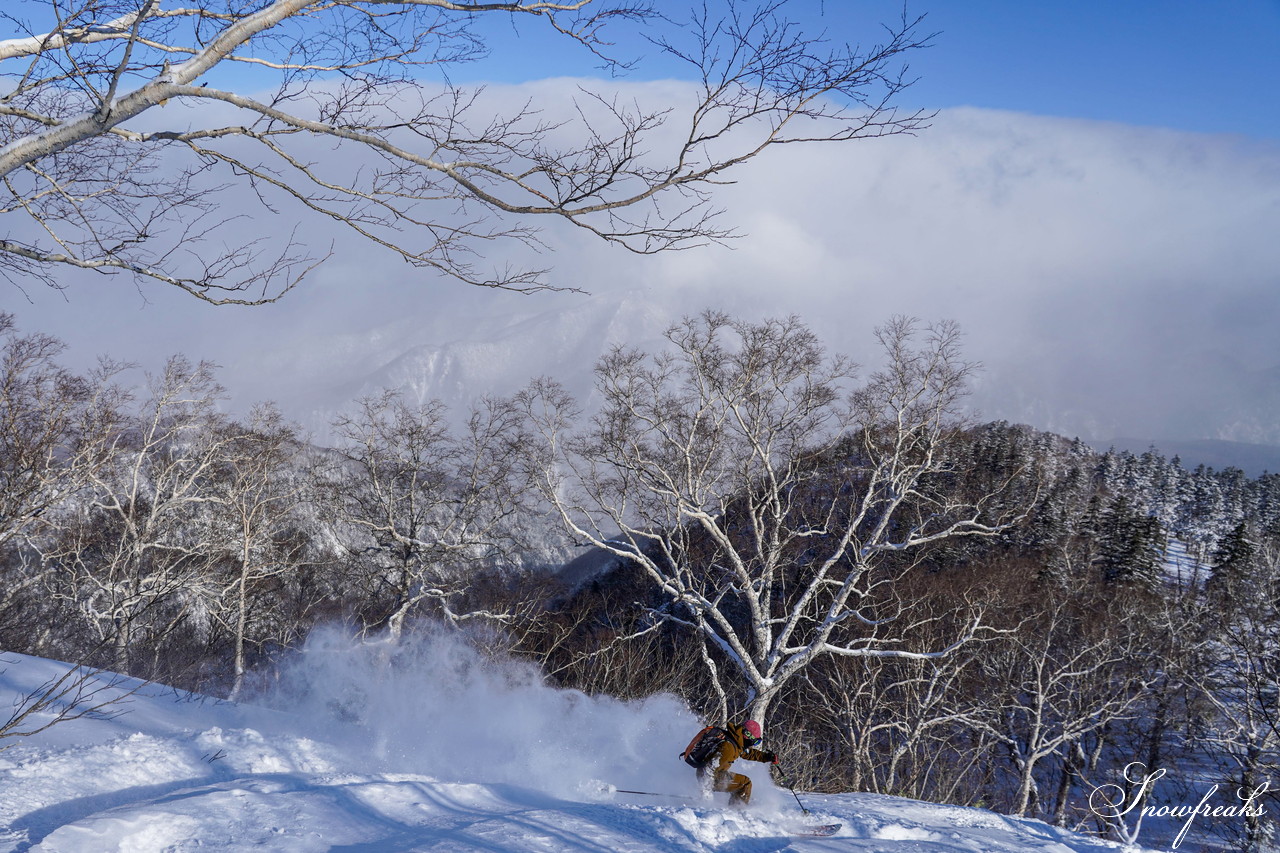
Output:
[
  {"xmin": 265, "ymin": 287, "xmax": 1280, "ymax": 474},
  {"xmin": 1089, "ymin": 437, "xmax": 1280, "ymax": 477}
]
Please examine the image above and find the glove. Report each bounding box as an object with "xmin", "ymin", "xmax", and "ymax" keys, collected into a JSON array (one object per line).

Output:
[{"xmin": 762, "ymin": 751, "xmax": 779, "ymax": 765}]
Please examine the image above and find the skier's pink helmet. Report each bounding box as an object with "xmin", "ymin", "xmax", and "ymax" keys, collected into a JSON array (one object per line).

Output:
[{"xmin": 743, "ymin": 720, "xmax": 762, "ymax": 743}]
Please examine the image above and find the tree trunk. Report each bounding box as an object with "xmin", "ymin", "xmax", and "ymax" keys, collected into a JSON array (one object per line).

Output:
[
  {"xmin": 747, "ymin": 690, "xmax": 776, "ymax": 729},
  {"xmin": 230, "ymin": 548, "xmax": 249, "ymax": 700},
  {"xmin": 1052, "ymin": 749, "xmax": 1078, "ymax": 826},
  {"xmin": 112, "ymin": 620, "xmax": 130, "ymax": 675}
]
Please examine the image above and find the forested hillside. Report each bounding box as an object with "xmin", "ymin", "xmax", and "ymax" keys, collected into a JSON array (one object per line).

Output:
[{"xmin": 3, "ymin": 311, "xmax": 1277, "ymax": 851}]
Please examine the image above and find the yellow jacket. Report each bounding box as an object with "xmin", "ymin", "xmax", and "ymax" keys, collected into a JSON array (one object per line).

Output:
[{"xmin": 711, "ymin": 722, "xmax": 773, "ymax": 776}]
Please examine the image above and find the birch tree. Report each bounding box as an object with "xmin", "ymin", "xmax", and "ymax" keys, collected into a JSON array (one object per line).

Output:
[
  {"xmin": 798, "ymin": 596, "xmax": 996, "ymax": 801},
  {"xmin": 40, "ymin": 356, "xmax": 233, "ymax": 674},
  {"xmin": 0, "ymin": 313, "xmax": 84, "ymax": 551},
  {"xmin": 1, "ymin": 0, "xmax": 932, "ymax": 303},
  {"xmin": 518, "ymin": 312, "xmax": 1029, "ymax": 724},
  {"xmin": 1, "ymin": 314, "xmax": 128, "ymax": 653},
  {"xmin": 0, "ymin": 313, "xmax": 124, "ymax": 551},
  {"xmin": 321, "ymin": 389, "xmax": 530, "ymax": 638},
  {"xmin": 972, "ymin": 589, "xmax": 1154, "ymax": 820},
  {"xmin": 207, "ymin": 403, "xmax": 308, "ymax": 698}
]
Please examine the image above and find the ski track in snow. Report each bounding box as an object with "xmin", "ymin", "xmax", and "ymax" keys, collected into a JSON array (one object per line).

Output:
[{"xmin": 0, "ymin": 651, "xmax": 1154, "ymax": 853}]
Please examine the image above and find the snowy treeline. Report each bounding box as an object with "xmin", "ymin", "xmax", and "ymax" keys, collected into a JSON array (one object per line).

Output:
[
  {"xmin": 3, "ymin": 311, "xmax": 1278, "ymax": 851},
  {"xmin": 0, "ymin": 313, "xmax": 566, "ymax": 696}
]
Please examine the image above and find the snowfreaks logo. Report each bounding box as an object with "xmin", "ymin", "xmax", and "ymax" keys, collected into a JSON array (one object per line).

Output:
[{"xmin": 1089, "ymin": 763, "xmax": 1270, "ymax": 849}]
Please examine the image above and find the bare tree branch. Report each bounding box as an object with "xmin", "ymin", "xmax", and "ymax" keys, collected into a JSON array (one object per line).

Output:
[
  {"xmin": 2, "ymin": 0, "xmax": 931, "ymax": 302},
  {"xmin": 518, "ymin": 312, "xmax": 1027, "ymax": 725},
  {"xmin": 0, "ymin": 654, "xmax": 141, "ymax": 750}
]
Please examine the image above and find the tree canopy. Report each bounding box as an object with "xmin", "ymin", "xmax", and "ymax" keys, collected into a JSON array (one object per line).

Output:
[{"xmin": 1, "ymin": 0, "xmax": 931, "ymax": 303}]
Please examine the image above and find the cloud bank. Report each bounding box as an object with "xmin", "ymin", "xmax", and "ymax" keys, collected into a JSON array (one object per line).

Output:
[{"xmin": 10, "ymin": 82, "xmax": 1280, "ymax": 446}]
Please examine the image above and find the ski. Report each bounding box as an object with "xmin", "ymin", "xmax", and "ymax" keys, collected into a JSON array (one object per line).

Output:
[{"xmin": 792, "ymin": 823, "xmax": 841, "ymax": 838}]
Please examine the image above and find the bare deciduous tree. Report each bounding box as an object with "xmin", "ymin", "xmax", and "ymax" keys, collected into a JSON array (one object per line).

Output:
[
  {"xmin": 518, "ymin": 312, "xmax": 1028, "ymax": 725},
  {"xmin": 1, "ymin": 0, "xmax": 931, "ymax": 303},
  {"xmin": 0, "ymin": 312, "xmax": 123, "ymax": 550},
  {"xmin": 39, "ymin": 356, "xmax": 233, "ymax": 674},
  {"xmin": 1, "ymin": 314, "xmax": 127, "ymax": 648},
  {"xmin": 797, "ymin": 593, "xmax": 996, "ymax": 802},
  {"xmin": 207, "ymin": 403, "xmax": 308, "ymax": 698},
  {"xmin": 970, "ymin": 586, "xmax": 1154, "ymax": 820},
  {"xmin": 320, "ymin": 389, "xmax": 531, "ymax": 638},
  {"xmin": 1197, "ymin": 530, "xmax": 1280, "ymax": 853}
]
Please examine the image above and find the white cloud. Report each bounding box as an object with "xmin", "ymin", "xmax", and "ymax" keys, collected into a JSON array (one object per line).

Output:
[{"xmin": 10, "ymin": 82, "xmax": 1280, "ymax": 445}]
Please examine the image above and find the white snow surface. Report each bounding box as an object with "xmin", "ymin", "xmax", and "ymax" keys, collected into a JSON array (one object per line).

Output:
[{"xmin": 0, "ymin": 630, "xmax": 1154, "ymax": 853}]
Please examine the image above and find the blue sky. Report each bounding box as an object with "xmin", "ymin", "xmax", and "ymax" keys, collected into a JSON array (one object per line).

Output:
[
  {"xmin": 463, "ymin": 0, "xmax": 1280, "ymax": 139},
  {"xmin": 894, "ymin": 0, "xmax": 1280, "ymax": 138}
]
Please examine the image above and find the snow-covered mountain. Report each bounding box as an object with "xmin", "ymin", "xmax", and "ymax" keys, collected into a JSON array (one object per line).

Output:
[
  {"xmin": 1, "ymin": 634, "xmax": 1166, "ymax": 853},
  {"xmin": 255, "ymin": 289, "xmax": 680, "ymax": 440}
]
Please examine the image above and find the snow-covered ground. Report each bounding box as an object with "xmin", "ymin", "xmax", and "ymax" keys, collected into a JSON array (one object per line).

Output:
[
  {"xmin": 1163, "ymin": 538, "xmax": 1210, "ymax": 587},
  {"xmin": 1, "ymin": 630, "xmax": 1157, "ymax": 852}
]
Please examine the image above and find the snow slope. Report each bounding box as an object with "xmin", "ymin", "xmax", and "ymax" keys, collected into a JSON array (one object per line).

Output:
[{"xmin": 1, "ymin": 631, "xmax": 1155, "ymax": 853}]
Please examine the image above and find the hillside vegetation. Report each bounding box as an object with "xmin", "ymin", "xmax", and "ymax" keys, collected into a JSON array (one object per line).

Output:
[{"xmin": 3, "ymin": 311, "xmax": 1277, "ymax": 851}]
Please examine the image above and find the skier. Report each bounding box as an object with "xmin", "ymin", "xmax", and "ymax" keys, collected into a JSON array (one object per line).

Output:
[{"xmin": 683, "ymin": 719, "xmax": 778, "ymax": 806}]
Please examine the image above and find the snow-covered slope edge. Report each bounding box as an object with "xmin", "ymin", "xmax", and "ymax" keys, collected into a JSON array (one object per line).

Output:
[{"xmin": 0, "ymin": 645, "xmax": 1154, "ymax": 852}]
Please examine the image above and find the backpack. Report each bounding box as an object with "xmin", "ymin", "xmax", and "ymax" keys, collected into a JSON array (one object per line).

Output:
[{"xmin": 680, "ymin": 725, "xmax": 727, "ymax": 768}]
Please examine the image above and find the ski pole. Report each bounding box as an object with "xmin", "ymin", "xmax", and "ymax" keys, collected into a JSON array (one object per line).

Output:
[
  {"xmin": 774, "ymin": 767, "xmax": 809, "ymax": 815},
  {"xmin": 615, "ymin": 789, "xmax": 694, "ymax": 801}
]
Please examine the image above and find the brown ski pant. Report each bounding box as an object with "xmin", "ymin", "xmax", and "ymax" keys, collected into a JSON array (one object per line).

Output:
[{"xmin": 699, "ymin": 768, "xmax": 752, "ymax": 806}]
